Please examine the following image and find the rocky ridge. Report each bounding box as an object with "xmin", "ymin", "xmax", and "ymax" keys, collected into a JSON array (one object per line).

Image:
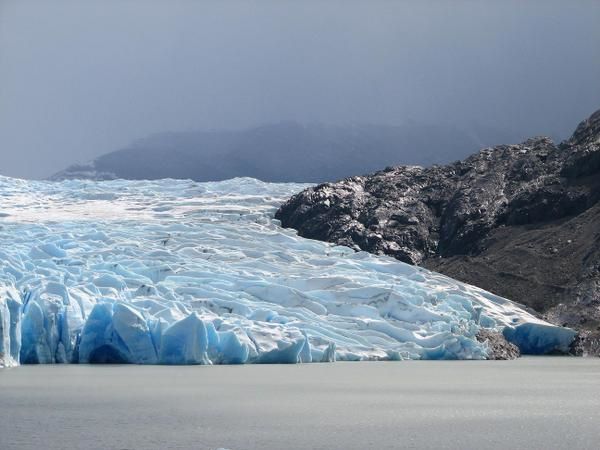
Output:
[{"xmin": 276, "ymin": 109, "xmax": 600, "ymax": 348}]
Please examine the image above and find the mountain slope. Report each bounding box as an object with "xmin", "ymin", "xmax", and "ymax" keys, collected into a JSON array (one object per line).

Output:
[
  {"xmin": 275, "ymin": 109, "xmax": 600, "ymax": 350},
  {"xmin": 51, "ymin": 122, "xmax": 521, "ymax": 183}
]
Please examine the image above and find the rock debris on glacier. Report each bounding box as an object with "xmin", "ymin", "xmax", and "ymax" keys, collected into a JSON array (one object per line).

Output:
[{"xmin": 0, "ymin": 176, "xmax": 574, "ymax": 367}]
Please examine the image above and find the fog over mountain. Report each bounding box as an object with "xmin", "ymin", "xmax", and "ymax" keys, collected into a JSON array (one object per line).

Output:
[
  {"xmin": 1, "ymin": 0, "xmax": 600, "ymax": 179},
  {"xmin": 51, "ymin": 122, "xmax": 523, "ymax": 183}
]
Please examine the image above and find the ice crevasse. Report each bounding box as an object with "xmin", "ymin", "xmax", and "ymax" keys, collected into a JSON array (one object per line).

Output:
[{"xmin": 0, "ymin": 176, "xmax": 575, "ymax": 367}]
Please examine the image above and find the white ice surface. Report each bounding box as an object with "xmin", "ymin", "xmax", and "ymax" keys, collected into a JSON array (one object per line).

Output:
[{"xmin": 0, "ymin": 176, "xmax": 574, "ymax": 366}]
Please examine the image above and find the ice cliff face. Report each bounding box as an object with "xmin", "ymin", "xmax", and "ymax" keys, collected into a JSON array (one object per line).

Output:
[{"xmin": 0, "ymin": 176, "xmax": 574, "ymax": 367}]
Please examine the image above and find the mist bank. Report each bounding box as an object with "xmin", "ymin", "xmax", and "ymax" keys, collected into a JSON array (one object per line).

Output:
[{"xmin": 51, "ymin": 121, "xmax": 523, "ymax": 183}]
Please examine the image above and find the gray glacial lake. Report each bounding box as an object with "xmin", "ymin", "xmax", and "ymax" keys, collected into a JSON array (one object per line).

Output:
[{"xmin": 1, "ymin": 357, "xmax": 599, "ymax": 450}]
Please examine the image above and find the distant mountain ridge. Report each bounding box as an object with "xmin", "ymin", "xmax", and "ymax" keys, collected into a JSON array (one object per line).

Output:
[{"xmin": 51, "ymin": 122, "xmax": 523, "ymax": 183}]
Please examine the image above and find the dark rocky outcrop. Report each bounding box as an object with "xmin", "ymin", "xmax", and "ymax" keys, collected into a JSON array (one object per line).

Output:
[
  {"xmin": 569, "ymin": 330, "xmax": 600, "ymax": 357},
  {"xmin": 276, "ymin": 109, "xmax": 600, "ymax": 344},
  {"xmin": 476, "ymin": 329, "xmax": 520, "ymax": 360}
]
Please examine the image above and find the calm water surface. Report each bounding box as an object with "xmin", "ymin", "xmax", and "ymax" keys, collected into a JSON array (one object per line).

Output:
[{"xmin": 1, "ymin": 358, "xmax": 599, "ymax": 449}]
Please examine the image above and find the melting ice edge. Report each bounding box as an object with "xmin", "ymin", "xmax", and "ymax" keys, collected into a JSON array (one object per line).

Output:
[{"xmin": 0, "ymin": 176, "xmax": 575, "ymax": 367}]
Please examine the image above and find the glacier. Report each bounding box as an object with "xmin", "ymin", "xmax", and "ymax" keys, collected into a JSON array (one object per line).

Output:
[{"xmin": 0, "ymin": 176, "xmax": 575, "ymax": 367}]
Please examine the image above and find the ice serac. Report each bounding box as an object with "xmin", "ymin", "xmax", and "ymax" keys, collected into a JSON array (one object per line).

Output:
[
  {"xmin": 112, "ymin": 303, "xmax": 158, "ymax": 364},
  {"xmin": 20, "ymin": 300, "xmax": 52, "ymax": 364},
  {"xmin": 78, "ymin": 303, "xmax": 125, "ymax": 364},
  {"xmin": 503, "ymin": 322, "xmax": 577, "ymax": 355},
  {"xmin": 159, "ymin": 313, "xmax": 209, "ymax": 365},
  {"xmin": 214, "ymin": 329, "xmax": 249, "ymax": 364},
  {"xmin": 0, "ymin": 175, "xmax": 576, "ymax": 366},
  {"xmin": 18, "ymin": 284, "xmax": 86, "ymax": 364},
  {"xmin": 0, "ymin": 286, "xmax": 22, "ymax": 367}
]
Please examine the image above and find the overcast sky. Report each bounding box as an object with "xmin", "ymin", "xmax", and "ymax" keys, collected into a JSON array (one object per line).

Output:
[{"xmin": 1, "ymin": 0, "xmax": 599, "ymax": 179}]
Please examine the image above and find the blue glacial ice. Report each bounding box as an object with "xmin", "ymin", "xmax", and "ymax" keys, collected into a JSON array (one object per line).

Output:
[{"xmin": 0, "ymin": 176, "xmax": 575, "ymax": 367}]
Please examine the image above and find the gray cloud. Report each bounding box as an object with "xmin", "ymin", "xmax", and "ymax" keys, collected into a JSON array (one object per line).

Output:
[{"xmin": 1, "ymin": 0, "xmax": 599, "ymax": 178}]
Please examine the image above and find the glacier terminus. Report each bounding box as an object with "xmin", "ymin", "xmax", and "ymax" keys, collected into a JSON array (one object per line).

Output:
[{"xmin": 0, "ymin": 176, "xmax": 575, "ymax": 368}]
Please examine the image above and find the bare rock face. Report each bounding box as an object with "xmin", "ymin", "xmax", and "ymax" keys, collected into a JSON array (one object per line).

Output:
[
  {"xmin": 276, "ymin": 109, "xmax": 600, "ymax": 330},
  {"xmin": 567, "ymin": 329, "xmax": 600, "ymax": 357},
  {"xmin": 476, "ymin": 329, "xmax": 520, "ymax": 360}
]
